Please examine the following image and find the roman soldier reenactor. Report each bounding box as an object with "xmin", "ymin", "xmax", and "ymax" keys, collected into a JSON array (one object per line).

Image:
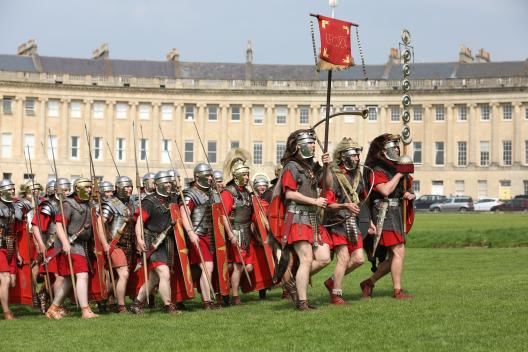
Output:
[
  {"xmin": 32, "ymin": 178, "xmax": 71, "ymax": 315},
  {"xmin": 213, "ymin": 170, "xmax": 225, "ymax": 191},
  {"xmin": 180, "ymin": 163, "xmax": 220, "ymax": 309},
  {"xmin": 221, "ymin": 148, "xmax": 255, "ymax": 305},
  {"xmin": 0, "ymin": 179, "xmax": 20, "ymax": 320},
  {"xmin": 45, "ymin": 177, "xmax": 99, "ymax": 319},
  {"xmin": 141, "ymin": 172, "xmax": 156, "ymax": 198},
  {"xmin": 323, "ymin": 138, "xmax": 375, "ymax": 304},
  {"xmin": 360, "ymin": 134, "xmax": 415, "ymax": 299},
  {"xmin": 273, "ymin": 129, "xmax": 333, "ymax": 310},
  {"xmin": 98, "ymin": 176, "xmax": 136, "ymax": 313},
  {"xmin": 131, "ymin": 170, "xmax": 181, "ymax": 315}
]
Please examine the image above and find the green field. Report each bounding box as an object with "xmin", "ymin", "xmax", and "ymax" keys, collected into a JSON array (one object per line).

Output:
[{"xmin": 1, "ymin": 214, "xmax": 527, "ymax": 351}]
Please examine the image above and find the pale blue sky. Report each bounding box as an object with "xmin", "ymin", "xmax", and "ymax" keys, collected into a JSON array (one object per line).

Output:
[{"xmin": 0, "ymin": 0, "xmax": 526, "ymax": 65}]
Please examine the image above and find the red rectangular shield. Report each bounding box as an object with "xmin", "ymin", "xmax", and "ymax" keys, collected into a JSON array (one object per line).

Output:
[
  {"xmin": 170, "ymin": 204, "xmax": 195, "ymax": 301},
  {"xmin": 212, "ymin": 203, "xmax": 230, "ymax": 296},
  {"xmin": 90, "ymin": 208, "xmax": 108, "ymax": 301},
  {"xmin": 9, "ymin": 224, "xmax": 34, "ymax": 305}
]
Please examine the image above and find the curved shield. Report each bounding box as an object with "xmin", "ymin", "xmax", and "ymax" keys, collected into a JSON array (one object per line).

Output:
[
  {"xmin": 170, "ymin": 204, "xmax": 195, "ymax": 301},
  {"xmin": 90, "ymin": 208, "xmax": 108, "ymax": 301},
  {"xmin": 9, "ymin": 222, "xmax": 35, "ymax": 305},
  {"xmin": 212, "ymin": 203, "xmax": 229, "ymax": 296}
]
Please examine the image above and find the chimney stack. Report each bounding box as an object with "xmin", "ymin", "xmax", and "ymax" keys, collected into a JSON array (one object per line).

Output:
[
  {"xmin": 245, "ymin": 40, "xmax": 253, "ymax": 80},
  {"xmin": 17, "ymin": 39, "xmax": 38, "ymax": 56},
  {"xmin": 166, "ymin": 48, "xmax": 181, "ymax": 79},
  {"xmin": 388, "ymin": 47, "xmax": 400, "ymax": 64},
  {"xmin": 475, "ymin": 48, "xmax": 490, "ymax": 63},
  {"xmin": 92, "ymin": 43, "xmax": 109, "ymax": 59},
  {"xmin": 458, "ymin": 44, "xmax": 474, "ymax": 63}
]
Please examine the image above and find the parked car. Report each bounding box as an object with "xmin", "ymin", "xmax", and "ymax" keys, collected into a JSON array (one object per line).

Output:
[
  {"xmin": 491, "ymin": 198, "xmax": 528, "ymax": 212},
  {"xmin": 414, "ymin": 195, "xmax": 447, "ymax": 210},
  {"xmin": 429, "ymin": 196, "xmax": 474, "ymax": 212},
  {"xmin": 513, "ymin": 194, "xmax": 528, "ymax": 199},
  {"xmin": 474, "ymin": 198, "xmax": 503, "ymax": 212}
]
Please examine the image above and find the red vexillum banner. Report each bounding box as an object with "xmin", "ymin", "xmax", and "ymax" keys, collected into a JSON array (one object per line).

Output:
[{"xmin": 316, "ymin": 14, "xmax": 355, "ymax": 71}]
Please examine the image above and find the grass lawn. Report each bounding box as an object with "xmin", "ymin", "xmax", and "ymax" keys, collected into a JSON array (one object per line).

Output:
[{"xmin": 1, "ymin": 213, "xmax": 527, "ymax": 351}]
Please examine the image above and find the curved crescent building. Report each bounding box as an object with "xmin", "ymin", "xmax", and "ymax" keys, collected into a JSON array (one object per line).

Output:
[{"xmin": 1, "ymin": 42, "xmax": 527, "ymax": 199}]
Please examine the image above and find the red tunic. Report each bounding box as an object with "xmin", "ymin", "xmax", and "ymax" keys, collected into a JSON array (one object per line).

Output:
[
  {"xmin": 184, "ymin": 198, "xmax": 214, "ymax": 264},
  {"xmin": 281, "ymin": 169, "xmax": 332, "ymax": 247}
]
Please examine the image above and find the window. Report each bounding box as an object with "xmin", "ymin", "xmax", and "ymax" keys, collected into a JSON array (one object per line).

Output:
[
  {"xmin": 161, "ymin": 139, "xmax": 171, "ymax": 164},
  {"xmin": 231, "ymin": 105, "xmax": 241, "ymax": 121},
  {"xmin": 23, "ymin": 173, "xmax": 35, "ymax": 182},
  {"xmin": 184, "ymin": 140, "xmax": 194, "ymax": 163},
  {"xmin": 457, "ymin": 141, "xmax": 467, "ymax": 166},
  {"xmin": 207, "ymin": 105, "xmax": 218, "ymax": 121},
  {"xmin": 93, "ymin": 137, "xmax": 103, "ymax": 160},
  {"xmin": 455, "ymin": 180, "xmax": 465, "ymax": 196},
  {"xmin": 253, "ymin": 141, "xmax": 263, "ymax": 165},
  {"xmin": 184, "ymin": 104, "xmax": 195, "ymax": 121},
  {"xmin": 525, "ymin": 105, "xmax": 528, "ymax": 120},
  {"xmin": 435, "ymin": 105, "xmax": 445, "ymax": 121},
  {"xmin": 253, "ymin": 105, "xmax": 264, "ymax": 124},
  {"xmin": 524, "ymin": 180, "xmax": 528, "ymax": 196},
  {"xmin": 161, "ymin": 104, "xmax": 173, "ymax": 121},
  {"xmin": 70, "ymin": 136, "xmax": 80, "ymax": 160},
  {"xmin": 116, "ymin": 103, "xmax": 128, "ymax": 119},
  {"xmin": 1, "ymin": 133, "xmax": 12, "ymax": 157},
  {"xmin": 390, "ymin": 106, "xmax": 400, "ymax": 122},
  {"xmin": 480, "ymin": 104, "xmax": 490, "ymax": 121},
  {"xmin": 93, "ymin": 101, "xmax": 105, "ymax": 119},
  {"xmin": 503, "ymin": 140, "xmax": 512, "ymax": 166},
  {"xmin": 276, "ymin": 141, "xmax": 286, "ymax": 164},
  {"xmin": 25, "ymin": 98, "xmax": 35, "ymax": 116},
  {"xmin": 413, "ymin": 105, "xmax": 423, "ymax": 121},
  {"xmin": 2, "ymin": 173, "xmax": 12, "ymax": 180},
  {"xmin": 457, "ymin": 105, "xmax": 467, "ymax": 121},
  {"xmin": 140, "ymin": 138, "xmax": 148, "ymax": 161},
  {"xmin": 435, "ymin": 141, "xmax": 444, "ymax": 166},
  {"xmin": 299, "ymin": 106, "xmax": 310, "ymax": 124},
  {"xmin": 502, "ymin": 104, "xmax": 512, "ymax": 120},
  {"xmin": 23, "ymin": 134, "xmax": 35, "ymax": 158},
  {"xmin": 320, "ymin": 105, "xmax": 334, "ymax": 120},
  {"xmin": 276, "ymin": 106, "xmax": 287, "ymax": 125},
  {"xmin": 366, "ymin": 105, "xmax": 377, "ymax": 121},
  {"xmin": 70, "ymin": 101, "xmax": 82, "ymax": 118},
  {"xmin": 230, "ymin": 140, "xmax": 240, "ymax": 150},
  {"xmin": 480, "ymin": 141, "xmax": 490, "ymax": 166},
  {"xmin": 413, "ymin": 141, "xmax": 422, "ymax": 164},
  {"xmin": 412, "ymin": 180, "xmax": 420, "ymax": 194},
  {"xmin": 2, "ymin": 97, "xmax": 13, "ymax": 114},
  {"xmin": 48, "ymin": 100, "xmax": 59, "ymax": 117},
  {"xmin": 139, "ymin": 103, "xmax": 150, "ymax": 120},
  {"xmin": 116, "ymin": 138, "xmax": 126, "ymax": 161},
  {"xmin": 47, "ymin": 135, "xmax": 57, "ymax": 160},
  {"xmin": 208, "ymin": 141, "xmax": 217, "ymax": 163},
  {"xmin": 343, "ymin": 105, "xmax": 356, "ymax": 123}
]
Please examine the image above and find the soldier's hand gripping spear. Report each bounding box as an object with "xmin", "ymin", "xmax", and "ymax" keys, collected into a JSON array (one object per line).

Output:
[
  {"xmin": 132, "ymin": 121, "xmax": 150, "ymax": 305},
  {"xmin": 84, "ymin": 124, "xmax": 117, "ymax": 298},
  {"xmin": 48, "ymin": 129, "xmax": 79, "ymax": 307},
  {"xmin": 25, "ymin": 145, "xmax": 53, "ymax": 301},
  {"xmin": 192, "ymin": 122, "xmax": 252, "ymax": 286},
  {"xmin": 159, "ymin": 125, "xmax": 216, "ymax": 301}
]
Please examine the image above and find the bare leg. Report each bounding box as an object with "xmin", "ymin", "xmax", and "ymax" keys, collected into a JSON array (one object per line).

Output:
[
  {"xmin": 155, "ymin": 265, "xmax": 172, "ymax": 305},
  {"xmin": 52, "ymin": 275, "xmax": 64, "ymax": 297},
  {"xmin": 345, "ymin": 248, "xmax": 365, "ymax": 275},
  {"xmin": 231, "ymin": 263, "xmax": 242, "ymax": 298},
  {"xmin": 199, "ymin": 261, "xmax": 214, "ymax": 302},
  {"xmin": 390, "ymin": 244, "xmax": 405, "ymax": 290},
  {"xmin": 293, "ymin": 241, "xmax": 313, "ymax": 301},
  {"xmin": 332, "ymin": 245, "xmax": 350, "ymax": 291},
  {"xmin": 76, "ymin": 272, "xmax": 90, "ymax": 308},
  {"xmin": 311, "ymin": 243, "xmax": 331, "ymax": 275},
  {"xmin": 136, "ymin": 271, "xmax": 159, "ymax": 302},
  {"xmin": 0, "ymin": 272, "xmax": 10, "ymax": 313},
  {"xmin": 115, "ymin": 266, "xmax": 129, "ymax": 306},
  {"xmin": 51, "ymin": 275, "xmax": 72, "ymax": 306}
]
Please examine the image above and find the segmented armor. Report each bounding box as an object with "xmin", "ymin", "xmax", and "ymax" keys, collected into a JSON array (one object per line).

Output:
[
  {"xmin": 101, "ymin": 196, "xmax": 136, "ymax": 261},
  {"xmin": 225, "ymin": 185, "xmax": 253, "ymax": 251}
]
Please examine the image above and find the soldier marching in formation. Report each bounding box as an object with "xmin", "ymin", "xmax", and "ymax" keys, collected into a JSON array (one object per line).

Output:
[{"xmin": 0, "ymin": 127, "xmax": 416, "ymax": 320}]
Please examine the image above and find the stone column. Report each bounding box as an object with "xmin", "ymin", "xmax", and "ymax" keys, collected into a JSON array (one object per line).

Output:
[
  {"xmin": 60, "ymin": 98, "xmax": 70, "ymax": 160},
  {"xmin": 219, "ymin": 104, "xmax": 229, "ymax": 157},
  {"xmin": 512, "ymin": 102, "xmax": 522, "ymax": 165},
  {"xmin": 152, "ymin": 102, "xmax": 161, "ymax": 164},
  {"xmin": 265, "ymin": 104, "xmax": 274, "ymax": 165},
  {"xmin": 14, "ymin": 96, "xmax": 23, "ymax": 159},
  {"xmin": 490, "ymin": 102, "xmax": 500, "ymax": 165},
  {"xmin": 446, "ymin": 104, "xmax": 455, "ymax": 166},
  {"xmin": 423, "ymin": 104, "xmax": 433, "ymax": 166},
  {"xmin": 83, "ymin": 99, "xmax": 93, "ymax": 161},
  {"xmin": 468, "ymin": 103, "xmax": 477, "ymax": 166},
  {"xmin": 38, "ymin": 97, "xmax": 48, "ymax": 159},
  {"xmin": 128, "ymin": 102, "xmax": 138, "ymax": 167},
  {"xmin": 379, "ymin": 104, "xmax": 388, "ymax": 133},
  {"xmin": 242, "ymin": 104, "xmax": 251, "ymax": 152}
]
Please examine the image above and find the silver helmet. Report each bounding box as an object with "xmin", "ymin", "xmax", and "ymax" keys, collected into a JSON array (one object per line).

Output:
[
  {"xmin": 99, "ymin": 181, "xmax": 114, "ymax": 193},
  {"xmin": 252, "ymin": 173, "xmax": 269, "ymax": 190},
  {"xmin": 167, "ymin": 169, "xmax": 180, "ymax": 190},
  {"xmin": 142, "ymin": 172, "xmax": 156, "ymax": 194},
  {"xmin": 20, "ymin": 180, "xmax": 43, "ymax": 197},
  {"xmin": 334, "ymin": 137, "xmax": 363, "ymax": 171},
  {"xmin": 213, "ymin": 170, "xmax": 223, "ymax": 184},
  {"xmin": 54, "ymin": 178, "xmax": 72, "ymax": 201},
  {"xmin": 154, "ymin": 170, "xmax": 173, "ymax": 197},
  {"xmin": 115, "ymin": 176, "xmax": 133, "ymax": 199},
  {"xmin": 0, "ymin": 179, "xmax": 15, "ymax": 203},
  {"xmin": 73, "ymin": 177, "xmax": 92, "ymax": 201},
  {"xmin": 383, "ymin": 136, "xmax": 401, "ymax": 162},
  {"xmin": 194, "ymin": 163, "xmax": 213, "ymax": 189},
  {"xmin": 295, "ymin": 130, "xmax": 316, "ymax": 159},
  {"xmin": 46, "ymin": 180, "xmax": 56, "ymax": 196}
]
